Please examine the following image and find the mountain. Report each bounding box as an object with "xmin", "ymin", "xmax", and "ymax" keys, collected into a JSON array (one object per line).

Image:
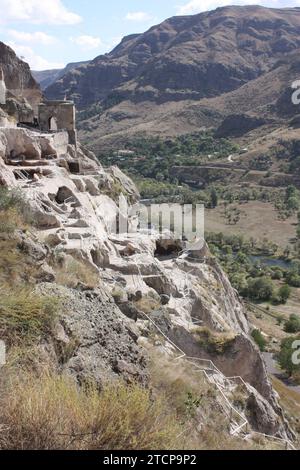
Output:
[
  {"xmin": 33, "ymin": 61, "xmax": 89, "ymax": 90},
  {"xmin": 0, "ymin": 41, "xmax": 42, "ymax": 113},
  {"xmin": 32, "ymin": 69, "xmax": 62, "ymax": 90},
  {"xmin": 44, "ymin": 5, "xmax": 300, "ymax": 151}
]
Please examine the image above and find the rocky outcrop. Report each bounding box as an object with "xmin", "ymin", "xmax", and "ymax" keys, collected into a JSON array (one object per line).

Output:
[
  {"xmin": 0, "ymin": 41, "xmax": 42, "ymax": 114},
  {"xmin": 0, "ymin": 124, "xmax": 294, "ymax": 442},
  {"xmin": 215, "ymin": 114, "xmax": 266, "ymax": 138},
  {"xmin": 37, "ymin": 283, "xmax": 148, "ymax": 387}
]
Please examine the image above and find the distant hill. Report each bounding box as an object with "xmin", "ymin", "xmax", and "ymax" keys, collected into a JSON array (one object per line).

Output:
[
  {"xmin": 33, "ymin": 61, "xmax": 89, "ymax": 91},
  {"xmin": 43, "ymin": 6, "xmax": 300, "ymax": 151}
]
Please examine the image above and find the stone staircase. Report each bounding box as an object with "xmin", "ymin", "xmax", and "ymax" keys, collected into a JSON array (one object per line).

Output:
[{"xmin": 139, "ymin": 310, "xmax": 296, "ymax": 450}]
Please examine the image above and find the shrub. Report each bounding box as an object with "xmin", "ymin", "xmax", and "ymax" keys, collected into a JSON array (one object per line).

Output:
[
  {"xmin": 284, "ymin": 314, "xmax": 300, "ymax": 334},
  {"xmin": 247, "ymin": 277, "xmax": 274, "ymax": 302},
  {"xmin": 251, "ymin": 329, "xmax": 267, "ymax": 352},
  {"xmin": 193, "ymin": 327, "xmax": 236, "ymax": 355},
  {"xmin": 277, "ymin": 284, "xmax": 291, "ymax": 304},
  {"xmin": 135, "ymin": 295, "xmax": 161, "ymax": 314},
  {"xmin": 271, "ymin": 269, "xmax": 283, "ymax": 280},
  {"xmin": 0, "ymin": 187, "xmax": 23, "ymax": 211},
  {"xmin": 0, "ymin": 188, "xmax": 31, "ymax": 233},
  {"xmin": 0, "ymin": 373, "xmax": 181, "ymax": 450},
  {"xmin": 286, "ymin": 273, "xmax": 300, "ymax": 288},
  {"xmin": 0, "ymin": 287, "xmax": 58, "ymax": 346}
]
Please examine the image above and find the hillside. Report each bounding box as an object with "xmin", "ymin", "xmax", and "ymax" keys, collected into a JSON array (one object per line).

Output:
[
  {"xmin": 0, "ymin": 12, "xmax": 299, "ymax": 450},
  {"xmin": 42, "ymin": 5, "xmax": 300, "ymax": 150},
  {"xmin": 33, "ymin": 61, "xmax": 89, "ymax": 91}
]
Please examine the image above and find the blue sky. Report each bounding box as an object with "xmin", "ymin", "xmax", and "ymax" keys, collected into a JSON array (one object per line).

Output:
[{"xmin": 0, "ymin": 0, "xmax": 299, "ymax": 70}]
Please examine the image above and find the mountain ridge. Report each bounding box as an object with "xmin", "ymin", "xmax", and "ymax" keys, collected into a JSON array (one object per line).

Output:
[{"xmin": 38, "ymin": 5, "xmax": 300, "ymax": 151}]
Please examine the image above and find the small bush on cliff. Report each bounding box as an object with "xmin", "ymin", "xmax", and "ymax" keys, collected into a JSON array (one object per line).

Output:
[
  {"xmin": 0, "ymin": 373, "xmax": 181, "ymax": 450},
  {"xmin": 193, "ymin": 327, "xmax": 236, "ymax": 355}
]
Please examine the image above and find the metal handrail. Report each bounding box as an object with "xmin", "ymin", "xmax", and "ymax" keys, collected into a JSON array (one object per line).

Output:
[{"xmin": 138, "ymin": 309, "xmax": 296, "ymax": 449}]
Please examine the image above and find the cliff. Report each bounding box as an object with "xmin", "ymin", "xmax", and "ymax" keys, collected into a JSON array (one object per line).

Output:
[
  {"xmin": 0, "ymin": 41, "xmax": 42, "ymax": 115},
  {"xmin": 0, "ymin": 125, "xmax": 294, "ymax": 446}
]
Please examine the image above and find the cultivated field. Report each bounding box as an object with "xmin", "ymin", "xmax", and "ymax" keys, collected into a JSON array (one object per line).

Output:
[{"xmin": 205, "ymin": 201, "xmax": 297, "ymax": 249}]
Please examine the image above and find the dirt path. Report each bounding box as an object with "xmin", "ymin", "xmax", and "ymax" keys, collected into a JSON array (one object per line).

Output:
[{"xmin": 263, "ymin": 352, "xmax": 300, "ymax": 394}]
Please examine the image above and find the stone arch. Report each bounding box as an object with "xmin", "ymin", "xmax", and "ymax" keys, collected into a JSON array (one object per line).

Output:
[{"xmin": 48, "ymin": 116, "xmax": 58, "ymax": 131}]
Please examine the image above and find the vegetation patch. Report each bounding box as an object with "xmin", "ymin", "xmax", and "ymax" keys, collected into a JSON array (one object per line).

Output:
[
  {"xmin": 0, "ymin": 287, "xmax": 58, "ymax": 347},
  {"xmin": 192, "ymin": 327, "xmax": 236, "ymax": 355},
  {"xmin": 0, "ymin": 372, "xmax": 181, "ymax": 450},
  {"xmin": 54, "ymin": 258, "xmax": 99, "ymax": 289}
]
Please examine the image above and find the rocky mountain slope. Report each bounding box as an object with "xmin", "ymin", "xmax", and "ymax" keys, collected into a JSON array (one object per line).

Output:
[
  {"xmin": 0, "ymin": 124, "xmax": 295, "ymax": 446},
  {"xmin": 42, "ymin": 6, "xmax": 300, "ymax": 151},
  {"xmin": 33, "ymin": 61, "xmax": 89, "ymax": 91},
  {"xmin": 46, "ymin": 6, "xmax": 300, "ymax": 106},
  {"xmin": 0, "ymin": 41, "xmax": 42, "ymax": 114}
]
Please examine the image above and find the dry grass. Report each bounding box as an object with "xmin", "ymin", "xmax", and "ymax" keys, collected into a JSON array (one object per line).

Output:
[
  {"xmin": 55, "ymin": 258, "xmax": 99, "ymax": 289},
  {"xmin": 135, "ymin": 295, "xmax": 161, "ymax": 314},
  {"xmin": 192, "ymin": 326, "xmax": 236, "ymax": 355},
  {"xmin": 205, "ymin": 201, "xmax": 297, "ymax": 249},
  {"xmin": 0, "ymin": 208, "xmax": 28, "ymax": 234},
  {"xmin": 0, "ymin": 287, "xmax": 58, "ymax": 347},
  {"xmin": 149, "ymin": 353, "xmax": 256, "ymax": 450},
  {"xmin": 0, "ymin": 372, "xmax": 182, "ymax": 450},
  {"xmin": 272, "ymin": 376, "xmax": 300, "ymax": 441}
]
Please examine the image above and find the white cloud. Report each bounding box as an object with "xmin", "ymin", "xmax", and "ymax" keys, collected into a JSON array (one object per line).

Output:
[
  {"xmin": 8, "ymin": 42, "xmax": 64, "ymax": 70},
  {"xmin": 125, "ymin": 11, "xmax": 153, "ymax": 22},
  {"xmin": 70, "ymin": 35, "xmax": 102, "ymax": 51},
  {"xmin": 0, "ymin": 0, "xmax": 81, "ymax": 25},
  {"xmin": 8, "ymin": 30, "xmax": 56, "ymax": 45}
]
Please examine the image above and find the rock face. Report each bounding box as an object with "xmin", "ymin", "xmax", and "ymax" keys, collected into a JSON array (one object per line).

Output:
[
  {"xmin": 46, "ymin": 6, "xmax": 300, "ymax": 108},
  {"xmin": 0, "ymin": 124, "xmax": 293, "ymax": 441},
  {"xmin": 32, "ymin": 61, "xmax": 89, "ymax": 91},
  {"xmin": 215, "ymin": 114, "xmax": 267, "ymax": 138},
  {"xmin": 37, "ymin": 283, "xmax": 148, "ymax": 387},
  {"xmin": 0, "ymin": 42, "xmax": 42, "ymax": 114},
  {"xmin": 40, "ymin": 5, "xmax": 300, "ymax": 152}
]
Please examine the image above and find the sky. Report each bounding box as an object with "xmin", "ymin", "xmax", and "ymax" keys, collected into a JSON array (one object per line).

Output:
[{"xmin": 0, "ymin": 0, "xmax": 299, "ymax": 70}]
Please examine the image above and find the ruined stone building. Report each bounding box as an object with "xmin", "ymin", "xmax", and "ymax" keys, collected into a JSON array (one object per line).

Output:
[{"xmin": 38, "ymin": 100, "xmax": 77, "ymax": 146}]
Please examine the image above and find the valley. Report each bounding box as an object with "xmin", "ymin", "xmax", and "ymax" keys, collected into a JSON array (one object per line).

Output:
[{"xmin": 1, "ymin": 2, "xmax": 300, "ymax": 453}]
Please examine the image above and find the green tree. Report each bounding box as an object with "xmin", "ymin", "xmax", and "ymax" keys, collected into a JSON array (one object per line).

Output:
[
  {"xmin": 286, "ymin": 185, "xmax": 297, "ymax": 200},
  {"xmin": 287, "ymin": 196, "xmax": 299, "ymax": 211},
  {"xmin": 210, "ymin": 188, "xmax": 218, "ymax": 209},
  {"xmin": 247, "ymin": 277, "xmax": 274, "ymax": 301},
  {"xmin": 251, "ymin": 329, "xmax": 267, "ymax": 352},
  {"xmin": 278, "ymin": 284, "xmax": 291, "ymax": 304}
]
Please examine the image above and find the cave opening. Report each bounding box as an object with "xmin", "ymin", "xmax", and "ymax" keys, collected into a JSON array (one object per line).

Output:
[
  {"xmin": 55, "ymin": 186, "xmax": 75, "ymax": 205},
  {"xmin": 154, "ymin": 240, "xmax": 182, "ymax": 258}
]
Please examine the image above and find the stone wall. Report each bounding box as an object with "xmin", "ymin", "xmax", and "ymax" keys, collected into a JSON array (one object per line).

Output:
[{"xmin": 38, "ymin": 100, "xmax": 77, "ymax": 145}]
